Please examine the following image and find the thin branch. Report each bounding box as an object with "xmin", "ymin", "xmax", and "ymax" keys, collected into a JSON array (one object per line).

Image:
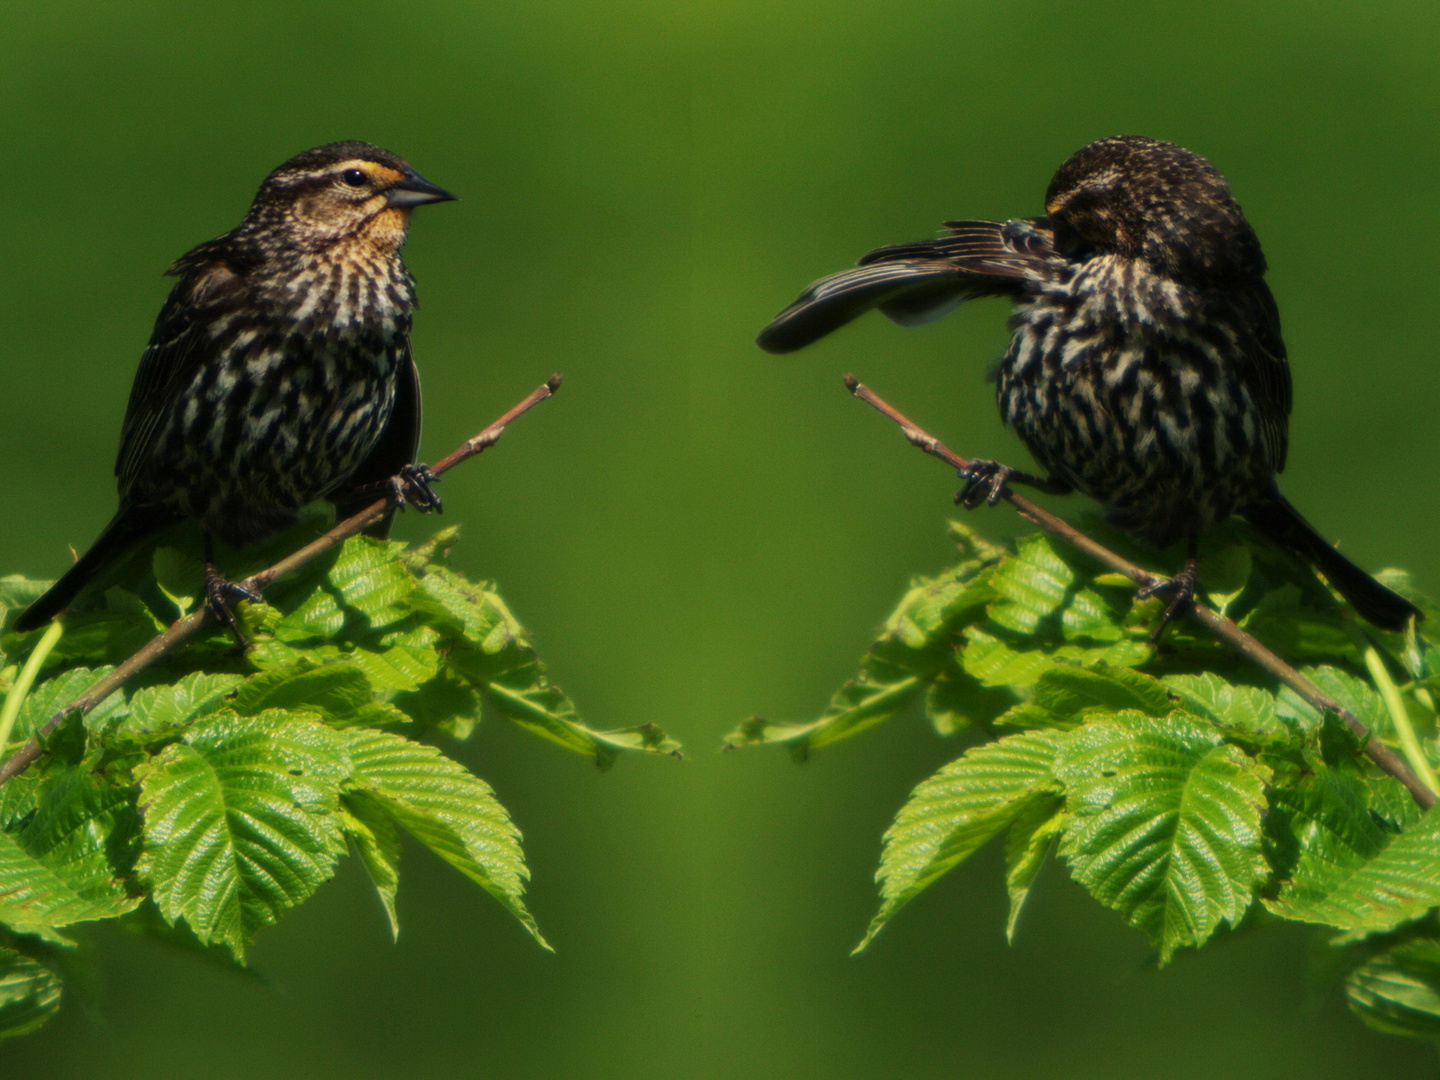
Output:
[
  {"xmin": 0, "ymin": 374, "xmax": 563, "ymax": 787},
  {"xmin": 844, "ymin": 373, "xmax": 1438, "ymax": 810}
]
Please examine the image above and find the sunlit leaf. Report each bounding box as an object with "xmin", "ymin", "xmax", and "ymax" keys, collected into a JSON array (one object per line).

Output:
[
  {"xmin": 135, "ymin": 711, "xmax": 348, "ymax": 960},
  {"xmin": 885, "ymin": 563, "xmax": 995, "ymax": 649},
  {"xmin": 1033, "ymin": 664, "xmax": 1171, "ymax": 721},
  {"xmin": 986, "ymin": 535, "xmax": 1075, "ymax": 634},
  {"xmin": 341, "ymin": 792, "xmax": 402, "ymax": 941},
  {"xmin": 273, "ymin": 537, "xmax": 414, "ymax": 640},
  {"xmin": 1347, "ymin": 937, "xmax": 1440, "ymax": 1041},
  {"xmin": 0, "ymin": 948, "xmax": 61, "ymax": 1041},
  {"xmin": 1277, "ymin": 664, "xmax": 1390, "ymax": 737},
  {"xmin": 723, "ymin": 674, "xmax": 921, "ymax": 757},
  {"xmin": 122, "ymin": 672, "xmax": 244, "ymax": 739},
  {"xmin": 858, "ymin": 730, "xmax": 1064, "ymax": 950},
  {"xmin": 1266, "ymin": 802, "xmax": 1440, "ymax": 938},
  {"xmin": 1056, "ymin": 712, "xmax": 1270, "ymax": 962},
  {"xmin": 341, "ymin": 728, "xmax": 546, "ymax": 947},
  {"xmin": 1004, "ymin": 793, "xmax": 1065, "ymax": 943},
  {"xmin": 12, "ymin": 666, "xmax": 125, "ymax": 744},
  {"xmin": 1161, "ymin": 673, "xmax": 1291, "ymax": 744}
]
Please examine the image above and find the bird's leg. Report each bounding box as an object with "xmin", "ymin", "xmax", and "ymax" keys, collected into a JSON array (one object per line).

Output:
[
  {"xmin": 956, "ymin": 460, "xmax": 1071, "ymax": 509},
  {"xmin": 202, "ymin": 535, "xmax": 262, "ymax": 652},
  {"xmin": 387, "ymin": 463, "xmax": 442, "ymax": 514},
  {"xmin": 1136, "ymin": 536, "xmax": 1200, "ymax": 643}
]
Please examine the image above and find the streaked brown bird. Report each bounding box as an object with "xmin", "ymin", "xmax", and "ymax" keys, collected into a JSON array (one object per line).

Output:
[
  {"xmin": 758, "ymin": 135, "xmax": 1419, "ymax": 632},
  {"xmin": 17, "ymin": 141, "xmax": 456, "ymax": 640}
]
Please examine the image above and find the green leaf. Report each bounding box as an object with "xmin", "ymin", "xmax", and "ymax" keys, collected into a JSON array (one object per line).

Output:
[
  {"xmin": 410, "ymin": 566, "xmax": 521, "ymax": 646},
  {"xmin": 986, "ymin": 535, "xmax": 1075, "ymax": 634},
  {"xmin": 945, "ymin": 520, "xmax": 1009, "ymax": 565},
  {"xmin": 1004, "ymin": 793, "xmax": 1065, "ymax": 943},
  {"xmin": 1198, "ymin": 542, "xmax": 1252, "ymax": 613},
  {"xmin": 1277, "ymin": 665, "xmax": 1390, "ymax": 737},
  {"xmin": 884, "ymin": 563, "xmax": 995, "ymax": 649},
  {"xmin": 1264, "ymin": 764, "xmax": 1387, "ymax": 912},
  {"xmin": 961, "ymin": 627, "xmax": 1060, "ymax": 688},
  {"xmin": 0, "ymin": 948, "xmax": 61, "ymax": 1041},
  {"xmin": 13, "ymin": 666, "xmax": 125, "ymax": 744},
  {"xmin": 152, "ymin": 546, "xmax": 202, "ymax": 617},
  {"xmin": 272, "ymin": 536, "xmax": 414, "ymax": 640},
  {"xmin": 961, "ymin": 627, "xmax": 1151, "ymax": 690},
  {"xmin": 0, "ymin": 576, "xmax": 50, "ymax": 620},
  {"xmin": 135, "ymin": 711, "xmax": 348, "ymax": 960},
  {"xmin": 232, "ymin": 660, "xmax": 407, "ymax": 728},
  {"xmin": 1161, "ymin": 673, "xmax": 1291, "ymax": 744},
  {"xmin": 0, "ymin": 770, "xmax": 140, "ymax": 934},
  {"xmin": 924, "ymin": 672, "xmax": 1012, "ymax": 737},
  {"xmin": 1056, "ymin": 712, "xmax": 1271, "ymax": 963},
  {"xmin": 121, "ymin": 672, "xmax": 244, "ymax": 739},
  {"xmin": 1060, "ymin": 586, "xmax": 1127, "ymax": 643},
  {"xmin": 1033, "ymin": 663, "xmax": 1172, "ymax": 722},
  {"xmin": 448, "ymin": 636, "xmax": 679, "ymax": 765},
  {"xmin": 857, "ymin": 730, "xmax": 1064, "ymax": 951},
  {"xmin": 1266, "ymin": 803, "xmax": 1440, "ymax": 938},
  {"xmin": 486, "ymin": 670, "xmax": 680, "ymax": 766},
  {"xmin": 393, "ymin": 668, "xmax": 482, "ymax": 739},
  {"xmin": 341, "ymin": 792, "xmax": 402, "ymax": 941},
  {"xmin": 346, "ymin": 632, "xmax": 443, "ymax": 692},
  {"xmin": 1347, "ymin": 937, "xmax": 1440, "ymax": 1041},
  {"xmin": 341, "ymin": 728, "xmax": 546, "ymax": 948},
  {"xmin": 723, "ymin": 674, "xmax": 921, "ymax": 757}
]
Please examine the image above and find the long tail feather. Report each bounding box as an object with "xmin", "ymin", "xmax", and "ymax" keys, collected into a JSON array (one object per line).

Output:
[
  {"xmin": 14, "ymin": 506, "xmax": 166, "ymax": 631},
  {"xmin": 1242, "ymin": 490, "xmax": 1420, "ymax": 631}
]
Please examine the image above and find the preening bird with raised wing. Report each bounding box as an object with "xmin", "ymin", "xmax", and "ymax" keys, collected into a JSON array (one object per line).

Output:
[{"xmin": 759, "ymin": 135, "xmax": 1418, "ymax": 632}]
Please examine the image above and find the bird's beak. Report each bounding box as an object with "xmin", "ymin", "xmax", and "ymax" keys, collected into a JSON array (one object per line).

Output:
[{"xmin": 386, "ymin": 172, "xmax": 458, "ymax": 208}]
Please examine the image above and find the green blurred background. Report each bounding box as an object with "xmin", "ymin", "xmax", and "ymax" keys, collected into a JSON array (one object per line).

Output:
[{"xmin": 3, "ymin": 1, "xmax": 1439, "ymax": 1076}]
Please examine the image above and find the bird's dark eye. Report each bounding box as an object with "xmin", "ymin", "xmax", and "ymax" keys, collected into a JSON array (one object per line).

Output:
[{"xmin": 340, "ymin": 168, "xmax": 368, "ymax": 187}]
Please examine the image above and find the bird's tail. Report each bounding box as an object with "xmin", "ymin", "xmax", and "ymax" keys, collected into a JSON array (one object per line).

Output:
[
  {"xmin": 1241, "ymin": 489, "xmax": 1421, "ymax": 631},
  {"xmin": 13, "ymin": 506, "xmax": 162, "ymax": 632}
]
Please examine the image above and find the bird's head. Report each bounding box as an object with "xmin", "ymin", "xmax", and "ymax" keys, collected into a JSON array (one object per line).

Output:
[
  {"xmin": 1043, "ymin": 135, "xmax": 1265, "ymax": 282},
  {"xmin": 244, "ymin": 141, "xmax": 457, "ymax": 255}
]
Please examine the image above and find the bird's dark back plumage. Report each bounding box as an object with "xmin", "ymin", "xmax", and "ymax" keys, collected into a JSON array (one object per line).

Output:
[
  {"xmin": 16, "ymin": 142, "xmax": 455, "ymax": 633},
  {"xmin": 756, "ymin": 135, "xmax": 1419, "ymax": 630}
]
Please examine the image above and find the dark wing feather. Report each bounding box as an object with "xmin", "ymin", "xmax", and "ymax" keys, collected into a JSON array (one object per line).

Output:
[
  {"xmin": 757, "ymin": 218, "xmax": 1064, "ymax": 354},
  {"xmin": 1223, "ymin": 279, "xmax": 1291, "ymax": 473},
  {"xmin": 329, "ymin": 340, "xmax": 422, "ymax": 538},
  {"xmin": 114, "ymin": 238, "xmax": 251, "ymax": 493}
]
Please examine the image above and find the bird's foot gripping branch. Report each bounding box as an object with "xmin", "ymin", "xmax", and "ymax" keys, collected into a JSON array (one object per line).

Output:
[
  {"xmin": 727, "ymin": 376, "xmax": 1440, "ymax": 1050},
  {"xmin": 0, "ymin": 376, "xmax": 680, "ymax": 1043}
]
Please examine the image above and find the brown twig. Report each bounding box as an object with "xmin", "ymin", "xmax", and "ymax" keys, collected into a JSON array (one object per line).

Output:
[
  {"xmin": 843, "ymin": 373, "xmax": 1437, "ymax": 810},
  {"xmin": 0, "ymin": 373, "xmax": 563, "ymax": 786}
]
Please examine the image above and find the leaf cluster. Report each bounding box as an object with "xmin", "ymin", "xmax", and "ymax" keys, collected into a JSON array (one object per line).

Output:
[
  {"xmin": 0, "ymin": 517, "xmax": 677, "ymax": 1040},
  {"xmin": 727, "ymin": 518, "xmax": 1440, "ymax": 1048}
]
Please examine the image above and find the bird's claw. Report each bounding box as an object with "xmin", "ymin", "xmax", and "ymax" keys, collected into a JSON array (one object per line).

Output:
[
  {"xmin": 204, "ymin": 569, "xmax": 262, "ymax": 653},
  {"xmin": 955, "ymin": 460, "xmax": 1014, "ymax": 509},
  {"xmin": 1137, "ymin": 563, "xmax": 1198, "ymax": 643},
  {"xmin": 389, "ymin": 464, "xmax": 442, "ymax": 514}
]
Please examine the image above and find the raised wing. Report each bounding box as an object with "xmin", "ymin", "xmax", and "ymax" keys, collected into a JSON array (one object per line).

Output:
[{"xmin": 756, "ymin": 218, "xmax": 1066, "ymax": 354}]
